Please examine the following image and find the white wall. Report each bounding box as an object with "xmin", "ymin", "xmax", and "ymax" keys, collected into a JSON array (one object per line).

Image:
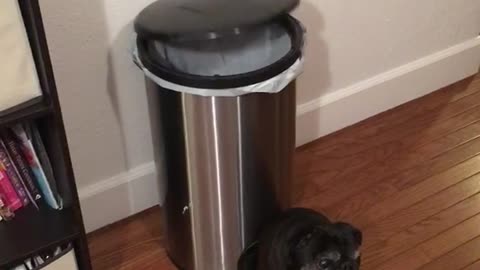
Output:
[
  {"xmin": 40, "ymin": 0, "xmax": 480, "ymax": 232},
  {"xmin": 294, "ymin": 0, "xmax": 480, "ymax": 144},
  {"xmin": 296, "ymin": 0, "xmax": 480, "ymax": 103},
  {"xmin": 40, "ymin": 0, "xmax": 162, "ymax": 231}
]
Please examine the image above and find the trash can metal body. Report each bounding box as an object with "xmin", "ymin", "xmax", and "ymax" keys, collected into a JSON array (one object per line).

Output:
[{"xmin": 150, "ymin": 80, "xmax": 296, "ymax": 270}]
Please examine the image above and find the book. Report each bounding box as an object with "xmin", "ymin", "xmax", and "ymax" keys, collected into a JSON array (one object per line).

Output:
[
  {"xmin": 0, "ymin": 196, "xmax": 2, "ymax": 221},
  {"xmin": 12, "ymin": 124, "xmax": 61, "ymax": 209},
  {"xmin": 0, "ymin": 162, "xmax": 22, "ymax": 211},
  {"xmin": 0, "ymin": 194, "xmax": 14, "ymax": 221},
  {"xmin": 28, "ymin": 123, "xmax": 63, "ymax": 209},
  {"xmin": 0, "ymin": 139, "xmax": 29, "ymax": 206},
  {"xmin": 1, "ymin": 130, "xmax": 41, "ymax": 208}
]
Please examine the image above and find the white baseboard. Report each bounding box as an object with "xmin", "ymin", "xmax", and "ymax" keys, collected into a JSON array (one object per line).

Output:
[
  {"xmin": 79, "ymin": 37, "xmax": 480, "ymax": 233},
  {"xmin": 79, "ymin": 162, "xmax": 159, "ymax": 232},
  {"xmin": 296, "ymin": 37, "xmax": 480, "ymax": 146}
]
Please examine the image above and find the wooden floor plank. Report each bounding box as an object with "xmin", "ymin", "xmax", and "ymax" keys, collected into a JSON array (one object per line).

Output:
[
  {"xmin": 296, "ymin": 89, "xmax": 480, "ymax": 202},
  {"xmin": 362, "ymin": 173, "xmax": 480, "ymax": 246},
  {"xmin": 296, "ymin": 106, "xmax": 480, "ymax": 207},
  {"xmin": 420, "ymin": 215, "xmax": 480, "ymax": 259},
  {"xmin": 462, "ymin": 260, "xmax": 480, "ymax": 270},
  {"xmin": 371, "ymin": 247, "xmax": 432, "ymax": 270},
  {"xmin": 418, "ymin": 237, "xmax": 480, "ymax": 270},
  {"xmin": 368, "ymin": 208, "xmax": 480, "ymax": 269},
  {"xmin": 87, "ymin": 208, "xmax": 168, "ymax": 270},
  {"xmin": 327, "ymin": 138, "xmax": 480, "ymax": 222},
  {"xmin": 374, "ymin": 217, "xmax": 480, "ymax": 270},
  {"xmin": 299, "ymin": 137, "xmax": 480, "ymax": 218},
  {"xmin": 88, "ymin": 74, "xmax": 480, "ymax": 270},
  {"xmin": 353, "ymin": 157, "xmax": 480, "ymax": 228}
]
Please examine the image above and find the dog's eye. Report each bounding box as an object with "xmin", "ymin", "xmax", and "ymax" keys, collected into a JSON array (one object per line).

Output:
[{"xmin": 318, "ymin": 259, "xmax": 332, "ymax": 269}]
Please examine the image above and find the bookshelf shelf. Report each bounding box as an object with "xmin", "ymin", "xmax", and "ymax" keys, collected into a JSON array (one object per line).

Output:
[
  {"xmin": 0, "ymin": 0, "xmax": 93, "ymax": 269},
  {"xmin": 0, "ymin": 98, "xmax": 52, "ymax": 128},
  {"xmin": 0, "ymin": 206, "xmax": 80, "ymax": 267}
]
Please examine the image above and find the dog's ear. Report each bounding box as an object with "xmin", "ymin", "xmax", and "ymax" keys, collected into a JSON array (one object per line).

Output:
[{"xmin": 334, "ymin": 222, "xmax": 362, "ymax": 246}]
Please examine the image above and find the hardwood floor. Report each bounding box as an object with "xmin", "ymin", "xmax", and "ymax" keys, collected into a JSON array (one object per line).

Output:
[{"xmin": 88, "ymin": 74, "xmax": 480, "ymax": 270}]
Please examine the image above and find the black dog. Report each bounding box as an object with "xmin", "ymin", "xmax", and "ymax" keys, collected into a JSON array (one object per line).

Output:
[{"xmin": 256, "ymin": 208, "xmax": 362, "ymax": 270}]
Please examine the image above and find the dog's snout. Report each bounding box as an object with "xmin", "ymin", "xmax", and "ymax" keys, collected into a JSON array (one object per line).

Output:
[{"xmin": 340, "ymin": 262, "xmax": 355, "ymax": 270}]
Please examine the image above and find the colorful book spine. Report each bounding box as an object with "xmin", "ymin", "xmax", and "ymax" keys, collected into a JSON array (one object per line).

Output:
[
  {"xmin": 0, "ymin": 163, "xmax": 22, "ymax": 211},
  {"xmin": 2, "ymin": 130, "xmax": 41, "ymax": 205},
  {"xmin": 0, "ymin": 196, "xmax": 3, "ymax": 221},
  {"xmin": 0, "ymin": 139, "xmax": 29, "ymax": 206},
  {"xmin": 12, "ymin": 125, "xmax": 60, "ymax": 209},
  {"xmin": 29, "ymin": 123, "xmax": 63, "ymax": 209}
]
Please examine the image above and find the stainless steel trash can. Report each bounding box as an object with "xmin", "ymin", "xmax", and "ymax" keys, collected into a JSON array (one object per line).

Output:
[
  {"xmin": 151, "ymin": 82, "xmax": 296, "ymax": 270},
  {"xmin": 134, "ymin": 2, "xmax": 304, "ymax": 270}
]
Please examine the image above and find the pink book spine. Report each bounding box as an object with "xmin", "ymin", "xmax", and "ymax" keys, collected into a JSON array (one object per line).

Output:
[{"xmin": 0, "ymin": 166, "xmax": 22, "ymax": 211}]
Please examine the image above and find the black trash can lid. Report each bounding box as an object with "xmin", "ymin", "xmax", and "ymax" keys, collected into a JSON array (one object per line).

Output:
[{"xmin": 134, "ymin": 0, "xmax": 299, "ymax": 39}]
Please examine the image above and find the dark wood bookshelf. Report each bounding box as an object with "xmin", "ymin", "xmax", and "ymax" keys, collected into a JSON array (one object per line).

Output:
[
  {"xmin": 0, "ymin": 0, "xmax": 92, "ymax": 269},
  {"xmin": 0, "ymin": 98, "xmax": 52, "ymax": 127},
  {"xmin": 0, "ymin": 206, "xmax": 79, "ymax": 266}
]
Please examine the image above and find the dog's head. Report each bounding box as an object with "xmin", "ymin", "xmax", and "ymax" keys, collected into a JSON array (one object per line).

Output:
[
  {"xmin": 290, "ymin": 222, "xmax": 362, "ymax": 270},
  {"xmin": 257, "ymin": 208, "xmax": 362, "ymax": 270}
]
